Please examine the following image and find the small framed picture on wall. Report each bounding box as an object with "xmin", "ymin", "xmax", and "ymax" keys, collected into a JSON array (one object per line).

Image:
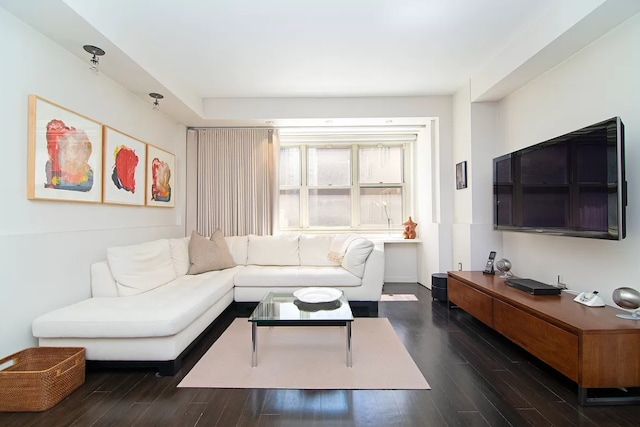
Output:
[
  {"xmin": 456, "ymin": 161, "xmax": 467, "ymax": 189},
  {"xmin": 146, "ymin": 144, "xmax": 175, "ymax": 208},
  {"xmin": 102, "ymin": 126, "xmax": 147, "ymax": 206}
]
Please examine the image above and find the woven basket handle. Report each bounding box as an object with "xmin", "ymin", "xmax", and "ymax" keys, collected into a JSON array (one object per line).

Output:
[
  {"xmin": 56, "ymin": 358, "xmax": 80, "ymax": 377},
  {"xmin": 0, "ymin": 354, "xmax": 17, "ymax": 370}
]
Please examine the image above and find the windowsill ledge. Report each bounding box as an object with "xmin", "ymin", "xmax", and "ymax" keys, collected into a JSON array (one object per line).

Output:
[{"xmin": 365, "ymin": 236, "xmax": 423, "ymax": 243}]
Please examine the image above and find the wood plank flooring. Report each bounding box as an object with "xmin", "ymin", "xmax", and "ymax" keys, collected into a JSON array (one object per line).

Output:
[{"xmin": 2, "ymin": 283, "xmax": 639, "ymax": 426}]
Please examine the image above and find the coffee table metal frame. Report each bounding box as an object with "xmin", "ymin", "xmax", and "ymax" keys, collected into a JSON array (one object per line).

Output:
[{"xmin": 248, "ymin": 291, "xmax": 354, "ymax": 368}]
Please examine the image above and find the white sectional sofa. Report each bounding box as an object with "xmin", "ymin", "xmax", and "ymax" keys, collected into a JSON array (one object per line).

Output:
[{"xmin": 32, "ymin": 233, "xmax": 384, "ymax": 375}]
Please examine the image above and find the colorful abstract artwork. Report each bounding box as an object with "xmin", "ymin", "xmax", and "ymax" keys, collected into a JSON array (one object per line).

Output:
[
  {"xmin": 27, "ymin": 95, "xmax": 103, "ymax": 202},
  {"xmin": 102, "ymin": 127, "xmax": 146, "ymax": 206},
  {"xmin": 146, "ymin": 144, "xmax": 175, "ymax": 208}
]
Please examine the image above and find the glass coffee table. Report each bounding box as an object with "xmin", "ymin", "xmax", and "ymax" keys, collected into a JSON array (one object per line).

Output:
[{"xmin": 248, "ymin": 291, "xmax": 354, "ymax": 367}]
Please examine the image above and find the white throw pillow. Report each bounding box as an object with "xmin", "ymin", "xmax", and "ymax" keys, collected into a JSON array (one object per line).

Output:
[
  {"xmin": 224, "ymin": 235, "xmax": 249, "ymax": 265},
  {"xmin": 169, "ymin": 237, "xmax": 190, "ymax": 276},
  {"xmin": 247, "ymin": 235, "xmax": 300, "ymax": 266},
  {"xmin": 341, "ymin": 238, "xmax": 374, "ymax": 278},
  {"xmin": 107, "ymin": 239, "xmax": 177, "ymax": 296},
  {"xmin": 300, "ymin": 235, "xmax": 340, "ymax": 266}
]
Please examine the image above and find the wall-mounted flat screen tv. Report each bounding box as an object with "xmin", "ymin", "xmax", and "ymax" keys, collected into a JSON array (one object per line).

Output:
[{"xmin": 493, "ymin": 117, "xmax": 626, "ymax": 240}]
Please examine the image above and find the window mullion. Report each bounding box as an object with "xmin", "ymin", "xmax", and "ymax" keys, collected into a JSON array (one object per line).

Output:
[
  {"xmin": 352, "ymin": 144, "xmax": 359, "ymax": 228},
  {"xmin": 301, "ymin": 145, "xmax": 308, "ymax": 229}
]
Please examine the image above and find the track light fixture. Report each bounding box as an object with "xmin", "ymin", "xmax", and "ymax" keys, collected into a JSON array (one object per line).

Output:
[
  {"xmin": 83, "ymin": 45, "xmax": 105, "ymax": 73},
  {"xmin": 149, "ymin": 93, "xmax": 164, "ymax": 111}
]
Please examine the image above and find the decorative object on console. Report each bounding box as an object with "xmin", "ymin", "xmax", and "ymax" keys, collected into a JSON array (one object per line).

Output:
[
  {"xmin": 455, "ymin": 161, "xmax": 467, "ymax": 189},
  {"xmin": 402, "ymin": 216, "xmax": 417, "ymax": 239},
  {"xmin": 149, "ymin": 93, "xmax": 164, "ymax": 111},
  {"xmin": 83, "ymin": 45, "xmax": 105, "ymax": 73},
  {"xmin": 612, "ymin": 287, "xmax": 640, "ymax": 320},
  {"xmin": 495, "ymin": 258, "xmax": 513, "ymax": 278},
  {"xmin": 27, "ymin": 95, "xmax": 103, "ymax": 203},
  {"xmin": 146, "ymin": 144, "xmax": 175, "ymax": 207}
]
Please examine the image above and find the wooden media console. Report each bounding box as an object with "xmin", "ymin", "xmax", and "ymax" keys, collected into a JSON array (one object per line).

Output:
[{"xmin": 447, "ymin": 271, "xmax": 640, "ymax": 405}]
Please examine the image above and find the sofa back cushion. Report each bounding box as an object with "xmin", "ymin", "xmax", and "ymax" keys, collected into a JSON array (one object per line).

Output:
[
  {"xmin": 90, "ymin": 260, "xmax": 118, "ymax": 297},
  {"xmin": 188, "ymin": 230, "xmax": 236, "ymax": 274},
  {"xmin": 224, "ymin": 235, "xmax": 249, "ymax": 265},
  {"xmin": 341, "ymin": 238, "xmax": 375, "ymax": 278},
  {"xmin": 247, "ymin": 235, "xmax": 300, "ymax": 266},
  {"xmin": 299, "ymin": 235, "xmax": 340, "ymax": 266},
  {"xmin": 169, "ymin": 237, "xmax": 190, "ymax": 276},
  {"xmin": 107, "ymin": 239, "xmax": 177, "ymax": 296}
]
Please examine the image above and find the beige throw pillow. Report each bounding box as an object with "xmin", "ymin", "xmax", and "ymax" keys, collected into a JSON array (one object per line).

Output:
[{"xmin": 188, "ymin": 230, "xmax": 236, "ymax": 274}]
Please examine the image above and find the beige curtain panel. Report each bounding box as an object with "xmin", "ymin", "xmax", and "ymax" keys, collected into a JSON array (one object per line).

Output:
[{"xmin": 195, "ymin": 128, "xmax": 275, "ymax": 237}]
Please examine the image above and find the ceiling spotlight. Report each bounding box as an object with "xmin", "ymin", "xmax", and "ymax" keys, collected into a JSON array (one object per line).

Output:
[
  {"xmin": 149, "ymin": 93, "xmax": 164, "ymax": 111},
  {"xmin": 83, "ymin": 45, "xmax": 105, "ymax": 73}
]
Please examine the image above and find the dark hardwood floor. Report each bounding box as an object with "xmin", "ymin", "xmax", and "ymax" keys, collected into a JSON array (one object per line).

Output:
[{"xmin": 2, "ymin": 283, "xmax": 638, "ymax": 426}]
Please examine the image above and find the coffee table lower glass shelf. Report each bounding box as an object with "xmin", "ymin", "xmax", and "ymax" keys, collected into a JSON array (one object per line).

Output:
[{"xmin": 248, "ymin": 291, "xmax": 354, "ymax": 367}]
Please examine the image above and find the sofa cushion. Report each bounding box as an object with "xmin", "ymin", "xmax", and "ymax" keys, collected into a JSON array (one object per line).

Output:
[
  {"xmin": 341, "ymin": 238, "xmax": 375, "ymax": 278},
  {"xmin": 188, "ymin": 230, "xmax": 236, "ymax": 275},
  {"xmin": 224, "ymin": 235, "xmax": 249, "ymax": 265},
  {"xmin": 247, "ymin": 235, "xmax": 299, "ymax": 266},
  {"xmin": 169, "ymin": 237, "xmax": 190, "ymax": 276},
  {"xmin": 234, "ymin": 265, "xmax": 361, "ymax": 288},
  {"xmin": 32, "ymin": 268, "xmax": 238, "ymax": 338},
  {"xmin": 300, "ymin": 235, "xmax": 340, "ymax": 266},
  {"xmin": 107, "ymin": 239, "xmax": 177, "ymax": 296}
]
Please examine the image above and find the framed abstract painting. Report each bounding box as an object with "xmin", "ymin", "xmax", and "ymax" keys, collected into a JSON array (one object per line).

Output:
[
  {"xmin": 102, "ymin": 126, "xmax": 147, "ymax": 206},
  {"xmin": 146, "ymin": 144, "xmax": 175, "ymax": 207},
  {"xmin": 27, "ymin": 95, "xmax": 103, "ymax": 202}
]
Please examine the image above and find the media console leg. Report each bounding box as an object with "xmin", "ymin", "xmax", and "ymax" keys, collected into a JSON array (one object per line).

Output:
[{"xmin": 578, "ymin": 387, "xmax": 587, "ymax": 406}]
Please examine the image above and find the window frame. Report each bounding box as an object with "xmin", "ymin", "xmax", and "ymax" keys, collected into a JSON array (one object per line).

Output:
[{"xmin": 279, "ymin": 141, "xmax": 411, "ymax": 232}]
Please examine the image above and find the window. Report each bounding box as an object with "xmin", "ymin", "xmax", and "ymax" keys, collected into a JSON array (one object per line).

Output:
[{"xmin": 279, "ymin": 142, "xmax": 409, "ymax": 231}]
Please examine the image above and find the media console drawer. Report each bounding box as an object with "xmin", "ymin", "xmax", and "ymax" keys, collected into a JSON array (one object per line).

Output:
[
  {"xmin": 493, "ymin": 299, "xmax": 579, "ymax": 381},
  {"xmin": 448, "ymin": 277, "xmax": 492, "ymax": 327}
]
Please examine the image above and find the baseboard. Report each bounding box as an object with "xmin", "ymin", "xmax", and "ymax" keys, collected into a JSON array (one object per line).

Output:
[{"xmin": 385, "ymin": 275, "xmax": 418, "ymax": 283}]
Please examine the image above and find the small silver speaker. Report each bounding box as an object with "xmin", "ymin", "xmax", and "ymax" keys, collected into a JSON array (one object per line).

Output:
[
  {"xmin": 495, "ymin": 259, "xmax": 512, "ymax": 278},
  {"xmin": 612, "ymin": 287, "xmax": 640, "ymax": 320}
]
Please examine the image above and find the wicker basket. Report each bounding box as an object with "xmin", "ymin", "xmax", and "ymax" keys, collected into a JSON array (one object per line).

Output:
[{"xmin": 0, "ymin": 347, "xmax": 85, "ymax": 412}]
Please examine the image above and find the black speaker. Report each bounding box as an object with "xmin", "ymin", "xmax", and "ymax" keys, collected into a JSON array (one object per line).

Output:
[{"xmin": 431, "ymin": 273, "xmax": 448, "ymax": 302}]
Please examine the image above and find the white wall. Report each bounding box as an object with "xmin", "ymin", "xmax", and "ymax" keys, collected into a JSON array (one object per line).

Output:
[
  {"xmin": 0, "ymin": 8, "xmax": 187, "ymax": 356},
  {"xmin": 452, "ymin": 84, "xmax": 472, "ymax": 270},
  {"xmin": 452, "ymin": 84, "xmax": 503, "ymax": 272},
  {"xmin": 493, "ymin": 12, "xmax": 640, "ymax": 306}
]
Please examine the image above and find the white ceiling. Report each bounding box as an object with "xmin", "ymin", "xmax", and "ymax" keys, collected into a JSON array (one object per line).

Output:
[
  {"xmin": 1, "ymin": 0, "xmax": 638, "ymax": 126},
  {"xmin": 62, "ymin": 0, "xmax": 555, "ymax": 98}
]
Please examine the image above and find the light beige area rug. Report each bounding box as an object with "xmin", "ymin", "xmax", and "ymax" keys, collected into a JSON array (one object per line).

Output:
[
  {"xmin": 380, "ymin": 294, "xmax": 419, "ymax": 301},
  {"xmin": 178, "ymin": 318, "xmax": 430, "ymax": 390}
]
